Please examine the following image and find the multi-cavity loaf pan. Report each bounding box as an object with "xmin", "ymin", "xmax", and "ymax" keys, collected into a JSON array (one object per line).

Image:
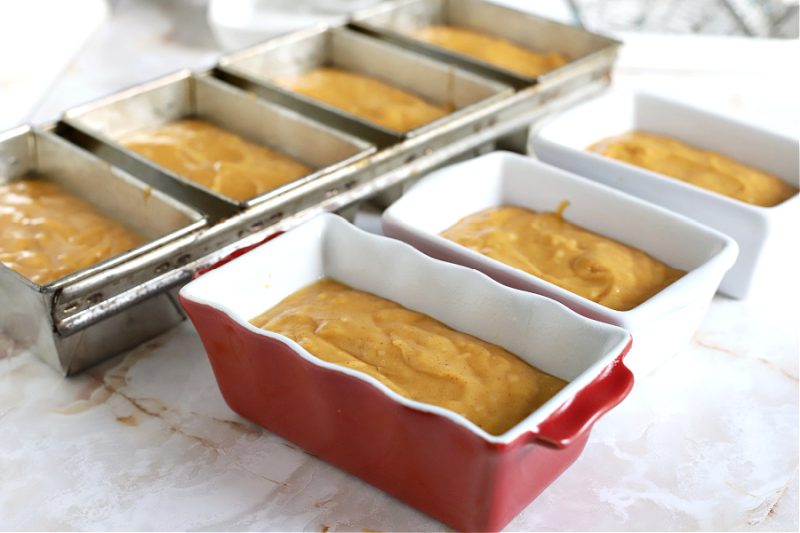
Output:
[
  {"xmin": 0, "ymin": 0, "xmax": 621, "ymax": 375},
  {"xmin": 0, "ymin": 126, "xmax": 206, "ymax": 374}
]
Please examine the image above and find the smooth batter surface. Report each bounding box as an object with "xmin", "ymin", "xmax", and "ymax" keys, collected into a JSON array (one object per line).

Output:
[
  {"xmin": 123, "ymin": 119, "xmax": 311, "ymax": 201},
  {"xmin": 250, "ymin": 279, "xmax": 566, "ymax": 435},
  {"xmin": 441, "ymin": 205, "xmax": 684, "ymax": 311},
  {"xmin": 412, "ymin": 25, "xmax": 567, "ymax": 78},
  {"xmin": 589, "ymin": 131, "xmax": 797, "ymax": 207},
  {"xmin": 0, "ymin": 178, "xmax": 143, "ymax": 284},
  {"xmin": 273, "ymin": 67, "xmax": 450, "ymax": 132}
]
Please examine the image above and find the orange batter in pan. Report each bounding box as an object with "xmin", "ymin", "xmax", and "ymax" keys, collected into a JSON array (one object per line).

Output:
[
  {"xmin": 273, "ymin": 67, "xmax": 449, "ymax": 132},
  {"xmin": 413, "ymin": 25, "xmax": 567, "ymax": 77},
  {"xmin": 123, "ymin": 119, "xmax": 311, "ymax": 201},
  {"xmin": 441, "ymin": 205, "xmax": 684, "ymax": 311},
  {"xmin": 0, "ymin": 178, "xmax": 143, "ymax": 284},
  {"xmin": 589, "ymin": 131, "xmax": 797, "ymax": 207},
  {"xmin": 251, "ymin": 278, "xmax": 566, "ymax": 435}
]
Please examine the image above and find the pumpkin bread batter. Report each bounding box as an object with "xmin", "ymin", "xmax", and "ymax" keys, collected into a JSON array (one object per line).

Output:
[
  {"xmin": 441, "ymin": 205, "xmax": 684, "ymax": 311},
  {"xmin": 0, "ymin": 178, "xmax": 143, "ymax": 284},
  {"xmin": 273, "ymin": 67, "xmax": 449, "ymax": 132},
  {"xmin": 589, "ymin": 131, "xmax": 797, "ymax": 207},
  {"xmin": 413, "ymin": 25, "xmax": 567, "ymax": 77},
  {"xmin": 123, "ymin": 119, "xmax": 311, "ymax": 201},
  {"xmin": 250, "ymin": 279, "xmax": 566, "ymax": 435}
]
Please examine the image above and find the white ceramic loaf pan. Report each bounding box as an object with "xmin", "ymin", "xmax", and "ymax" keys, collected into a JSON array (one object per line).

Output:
[
  {"xmin": 530, "ymin": 90, "xmax": 798, "ymax": 299},
  {"xmin": 382, "ymin": 152, "xmax": 739, "ymax": 375}
]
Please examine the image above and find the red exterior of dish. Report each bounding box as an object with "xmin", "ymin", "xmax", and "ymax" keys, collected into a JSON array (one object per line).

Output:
[{"xmin": 180, "ymin": 296, "xmax": 633, "ymax": 532}]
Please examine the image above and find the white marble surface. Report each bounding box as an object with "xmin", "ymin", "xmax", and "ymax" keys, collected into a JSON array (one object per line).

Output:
[
  {"xmin": 1, "ymin": 1, "xmax": 798, "ymax": 530},
  {"xmin": 0, "ymin": 0, "xmax": 108, "ymax": 131}
]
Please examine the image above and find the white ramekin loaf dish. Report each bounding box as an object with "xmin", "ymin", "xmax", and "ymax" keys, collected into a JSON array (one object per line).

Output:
[
  {"xmin": 530, "ymin": 90, "xmax": 798, "ymax": 299},
  {"xmin": 382, "ymin": 152, "xmax": 739, "ymax": 375}
]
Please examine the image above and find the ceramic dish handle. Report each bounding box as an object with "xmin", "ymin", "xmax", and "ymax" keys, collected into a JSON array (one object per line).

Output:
[{"xmin": 533, "ymin": 345, "xmax": 634, "ymax": 449}]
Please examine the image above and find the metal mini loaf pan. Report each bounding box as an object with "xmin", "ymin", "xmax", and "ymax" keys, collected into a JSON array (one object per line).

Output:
[
  {"xmin": 59, "ymin": 70, "xmax": 375, "ymax": 219},
  {"xmin": 10, "ymin": 10, "xmax": 623, "ymax": 376},
  {"xmin": 350, "ymin": 0, "xmax": 621, "ymax": 88},
  {"xmin": 216, "ymin": 25, "xmax": 512, "ymax": 142},
  {"xmin": 0, "ymin": 125, "xmax": 207, "ymax": 375}
]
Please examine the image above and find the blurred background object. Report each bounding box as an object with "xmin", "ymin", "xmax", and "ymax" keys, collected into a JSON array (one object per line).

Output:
[
  {"xmin": 567, "ymin": 0, "xmax": 799, "ymax": 38},
  {"xmin": 206, "ymin": 0, "xmax": 799, "ymax": 51},
  {"xmin": 208, "ymin": 0, "xmax": 798, "ymax": 49},
  {"xmin": 1, "ymin": 0, "xmax": 797, "ymax": 132},
  {"xmin": 208, "ymin": 0, "xmax": 382, "ymax": 50}
]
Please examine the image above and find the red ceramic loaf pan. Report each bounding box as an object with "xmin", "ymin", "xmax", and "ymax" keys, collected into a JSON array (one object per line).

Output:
[{"xmin": 179, "ymin": 214, "xmax": 633, "ymax": 532}]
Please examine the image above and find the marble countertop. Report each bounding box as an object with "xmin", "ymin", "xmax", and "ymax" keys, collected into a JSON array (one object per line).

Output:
[{"xmin": 1, "ymin": 1, "xmax": 798, "ymax": 530}]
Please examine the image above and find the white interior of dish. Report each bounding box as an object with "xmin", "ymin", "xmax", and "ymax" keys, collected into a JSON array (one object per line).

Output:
[
  {"xmin": 534, "ymin": 91, "xmax": 800, "ymax": 191},
  {"xmin": 382, "ymin": 152, "xmax": 738, "ymax": 325},
  {"xmin": 180, "ymin": 214, "xmax": 631, "ymax": 444}
]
